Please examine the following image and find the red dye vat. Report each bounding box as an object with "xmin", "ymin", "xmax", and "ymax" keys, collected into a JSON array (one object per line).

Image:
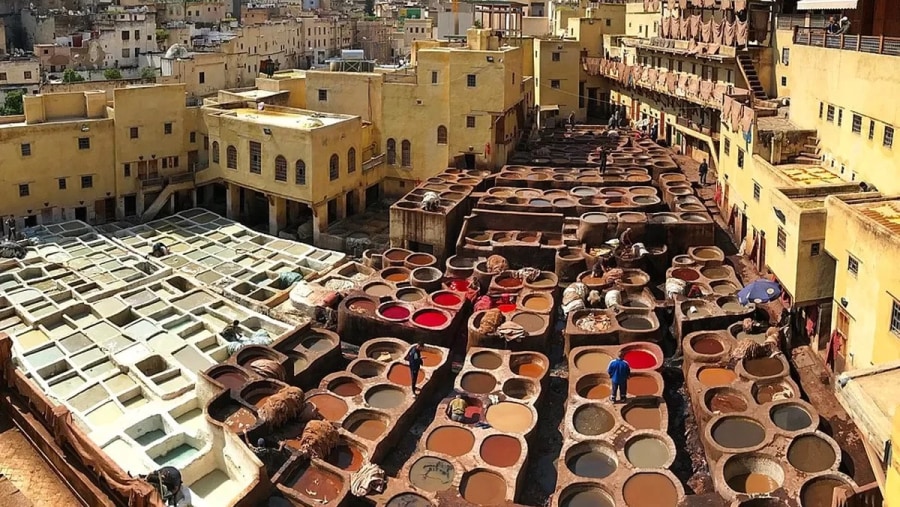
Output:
[
  {"xmin": 433, "ymin": 292, "xmax": 462, "ymax": 307},
  {"xmin": 624, "ymin": 349, "xmax": 657, "ymax": 370},
  {"xmin": 498, "ymin": 303, "xmax": 517, "ymax": 313},
  {"xmin": 449, "ymin": 279, "xmax": 470, "ymax": 291},
  {"xmin": 413, "ymin": 310, "xmax": 448, "ymax": 327},
  {"xmin": 381, "ymin": 305, "xmax": 411, "ymax": 320}
]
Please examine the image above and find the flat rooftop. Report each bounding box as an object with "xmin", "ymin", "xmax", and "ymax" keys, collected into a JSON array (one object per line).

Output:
[
  {"xmin": 845, "ymin": 197, "xmax": 900, "ymax": 236},
  {"xmin": 837, "ymin": 361, "xmax": 900, "ymax": 461},
  {"xmin": 777, "ymin": 164, "xmax": 844, "ymax": 186},
  {"xmin": 222, "ymin": 107, "xmax": 350, "ymax": 129}
]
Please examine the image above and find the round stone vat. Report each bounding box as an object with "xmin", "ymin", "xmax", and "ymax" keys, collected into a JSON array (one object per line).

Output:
[
  {"xmin": 410, "ymin": 266, "xmax": 442, "ymax": 287},
  {"xmin": 511, "ymin": 311, "xmax": 547, "ymax": 334},
  {"xmin": 627, "ymin": 373, "xmax": 661, "ymax": 396},
  {"xmin": 342, "ymin": 409, "xmax": 390, "ymax": 440},
  {"xmin": 735, "ymin": 498, "xmax": 786, "ymax": 507},
  {"xmin": 624, "ymin": 433, "xmax": 673, "ymax": 468},
  {"xmin": 623, "ymin": 472, "xmax": 681, "ymax": 506},
  {"xmin": 519, "ymin": 292, "xmax": 554, "ymax": 313},
  {"xmin": 686, "ymin": 332, "xmax": 728, "ymax": 361},
  {"xmin": 620, "ymin": 343, "xmax": 663, "ymax": 370},
  {"xmin": 729, "ymin": 321, "xmax": 768, "ymax": 344},
  {"xmin": 380, "ymin": 266, "xmax": 411, "ymax": 283},
  {"xmin": 485, "ymin": 401, "xmax": 534, "ymax": 433},
  {"xmin": 445, "ymin": 255, "xmax": 477, "ymax": 279},
  {"xmin": 383, "ymin": 248, "xmax": 412, "ymax": 266},
  {"xmin": 349, "ymin": 359, "xmax": 386, "ymax": 379},
  {"xmin": 525, "ymin": 271, "xmax": 558, "ymax": 290},
  {"xmin": 573, "ymin": 349, "xmax": 613, "ymax": 372},
  {"xmin": 207, "ymin": 364, "xmax": 249, "ymax": 391},
  {"xmin": 430, "ymin": 290, "xmax": 463, "ymax": 309},
  {"xmin": 701, "ymin": 265, "xmax": 732, "ymax": 280},
  {"xmin": 622, "ymin": 398, "xmax": 665, "ymax": 430},
  {"xmin": 460, "ymin": 469, "xmax": 507, "ymax": 506},
  {"xmin": 717, "ymin": 295, "xmax": 745, "ymax": 311},
  {"xmin": 377, "ymin": 302, "xmax": 413, "ymax": 323},
  {"xmin": 572, "ymin": 403, "xmax": 615, "ymax": 436},
  {"xmin": 740, "ymin": 356, "xmax": 787, "ymax": 379},
  {"xmin": 788, "ymin": 432, "xmax": 839, "ymax": 473},
  {"xmin": 395, "ymin": 287, "xmax": 427, "ymax": 303},
  {"xmin": 386, "ymin": 493, "xmax": 433, "ymax": 507},
  {"xmin": 239, "ymin": 380, "xmax": 281, "ymax": 408},
  {"xmin": 672, "ymin": 254, "xmax": 696, "ymax": 268},
  {"xmin": 617, "ymin": 313, "xmax": 655, "ymax": 331},
  {"xmin": 698, "ymin": 366, "xmax": 738, "ymax": 387},
  {"xmin": 307, "ymin": 393, "xmax": 349, "ymax": 421},
  {"xmin": 510, "ymin": 352, "xmax": 546, "ymax": 378},
  {"xmin": 404, "ymin": 252, "xmax": 437, "ymax": 270},
  {"xmin": 671, "ymin": 267, "xmax": 701, "ymax": 281},
  {"xmin": 426, "ymin": 425, "xmax": 475, "ymax": 457},
  {"xmin": 460, "ymin": 371, "xmax": 497, "ymax": 394},
  {"xmin": 502, "ymin": 377, "xmax": 538, "ymax": 400},
  {"xmin": 408, "ymin": 456, "xmax": 455, "ymax": 492},
  {"xmin": 362, "ymin": 281, "xmax": 393, "ymax": 298},
  {"xmin": 557, "ymin": 484, "xmax": 615, "ymax": 507},
  {"xmin": 800, "ymin": 474, "xmax": 856, "ymax": 507},
  {"xmin": 480, "ymin": 434, "xmax": 522, "ymax": 468},
  {"xmin": 494, "ymin": 272, "xmax": 523, "ymax": 289},
  {"xmin": 704, "ymin": 387, "xmax": 750, "ymax": 415},
  {"xmin": 565, "ymin": 441, "xmax": 617, "ymax": 479},
  {"xmin": 752, "ymin": 379, "xmax": 796, "ymax": 404},
  {"xmin": 769, "ymin": 401, "xmax": 816, "ymax": 433},
  {"xmin": 325, "ymin": 439, "xmax": 366, "ymax": 472},
  {"xmin": 364, "ymin": 340, "xmax": 405, "ymax": 361},
  {"xmin": 234, "ymin": 346, "xmax": 280, "ymax": 368},
  {"xmin": 690, "ymin": 246, "xmax": 725, "ymax": 264},
  {"xmin": 710, "ymin": 416, "xmax": 767, "ymax": 450},
  {"xmin": 712, "ymin": 281, "xmax": 740, "ymax": 296},
  {"xmin": 681, "ymin": 299, "xmax": 716, "ymax": 318},
  {"xmin": 364, "ymin": 384, "xmax": 406, "ymax": 409},
  {"xmin": 470, "ymin": 350, "xmax": 503, "ymax": 370},
  {"xmin": 722, "ymin": 454, "xmax": 785, "ymax": 495},
  {"xmin": 346, "ymin": 295, "xmax": 379, "ymax": 315},
  {"xmin": 411, "ymin": 308, "xmax": 451, "ymax": 329},
  {"xmin": 387, "ymin": 363, "xmax": 424, "ymax": 387},
  {"xmin": 326, "ymin": 376, "xmax": 363, "ymax": 397},
  {"xmin": 575, "ymin": 373, "xmax": 611, "ymax": 400}
]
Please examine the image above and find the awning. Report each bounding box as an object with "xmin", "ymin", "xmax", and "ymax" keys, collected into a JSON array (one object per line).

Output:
[{"xmin": 796, "ymin": 0, "xmax": 858, "ymax": 11}]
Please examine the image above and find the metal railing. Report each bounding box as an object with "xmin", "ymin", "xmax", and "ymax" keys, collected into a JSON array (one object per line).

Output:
[
  {"xmin": 776, "ymin": 13, "xmax": 827, "ymax": 31},
  {"xmin": 794, "ymin": 27, "xmax": 900, "ymax": 57},
  {"xmin": 362, "ymin": 153, "xmax": 385, "ymax": 172}
]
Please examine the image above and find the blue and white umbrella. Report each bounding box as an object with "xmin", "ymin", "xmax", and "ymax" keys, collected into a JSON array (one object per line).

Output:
[{"xmin": 737, "ymin": 279, "xmax": 782, "ymax": 305}]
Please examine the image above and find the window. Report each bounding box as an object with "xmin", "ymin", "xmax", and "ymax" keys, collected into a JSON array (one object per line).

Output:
[
  {"xmin": 467, "ymin": 74, "xmax": 476, "ymax": 87},
  {"xmin": 18, "ymin": 184, "xmax": 29, "ymax": 197},
  {"xmin": 81, "ymin": 175, "xmax": 93, "ymax": 188},
  {"xmin": 24, "ymin": 71, "xmax": 32, "ymax": 80},
  {"xmin": 401, "ymin": 140, "xmax": 411, "ymax": 167},
  {"xmin": 134, "ymin": 30, "xmax": 140, "ymax": 40},
  {"xmin": 869, "ymin": 120, "xmax": 875, "ymax": 140},
  {"xmin": 753, "ymin": 182, "xmax": 761, "ymax": 202},
  {"xmin": 58, "ymin": 178, "xmax": 66, "ymax": 190},
  {"xmin": 387, "ymin": 139, "xmax": 396, "ymax": 165},
  {"xmin": 724, "ymin": 137, "xmax": 731, "ymax": 155},
  {"xmin": 819, "ymin": 102, "xmax": 823, "ymax": 119},
  {"xmin": 78, "ymin": 137, "xmax": 90, "ymax": 150},
  {"xmin": 837, "ymin": 109, "xmax": 843, "ymax": 126},
  {"xmin": 347, "ymin": 148, "xmax": 356, "ymax": 173},
  {"xmin": 885, "ymin": 126, "xmax": 894, "ymax": 148},
  {"xmin": 550, "ymin": 79, "xmax": 560, "ymax": 89},
  {"xmin": 810, "ymin": 243, "xmax": 820, "ymax": 256},
  {"xmin": 852, "ymin": 114, "xmax": 862, "ymax": 134},
  {"xmin": 123, "ymin": 164, "xmax": 131, "ymax": 177},
  {"xmin": 431, "ymin": 71, "xmax": 437, "ymax": 84},
  {"xmin": 776, "ymin": 227, "xmax": 786, "ymax": 251},
  {"xmin": 329, "ymin": 154, "xmax": 339, "ymax": 180},
  {"xmin": 552, "ymin": 52, "xmax": 560, "ymax": 61},
  {"xmin": 0, "ymin": 72, "xmax": 6, "ymax": 80},
  {"xmin": 212, "ymin": 142, "xmax": 220, "ymax": 163},
  {"xmin": 826, "ymin": 105, "xmax": 835, "ymax": 122},
  {"xmin": 274, "ymin": 155, "xmax": 287, "ymax": 181},
  {"xmin": 318, "ymin": 89, "xmax": 328, "ymax": 101},
  {"xmin": 122, "ymin": 48, "xmax": 130, "ymax": 58},
  {"xmin": 781, "ymin": 76, "xmax": 787, "ymax": 86},
  {"xmin": 436, "ymin": 125, "xmax": 447, "ymax": 144},
  {"xmin": 190, "ymin": 131, "xmax": 196, "ymax": 143},
  {"xmin": 605, "ymin": 19, "xmax": 611, "ymax": 26},
  {"xmin": 466, "ymin": 116, "xmax": 476, "ymax": 128},
  {"xmin": 130, "ymin": 127, "xmax": 139, "ymax": 139},
  {"xmin": 847, "ymin": 255, "xmax": 859, "ymax": 276},
  {"xmin": 295, "ymin": 160, "xmax": 306, "ymax": 184},
  {"xmin": 781, "ymin": 47, "xmax": 790, "ymax": 65},
  {"xmin": 199, "ymin": 72, "xmax": 205, "ymax": 84},
  {"xmin": 737, "ymin": 148, "xmax": 744, "ymax": 168},
  {"xmin": 226, "ymin": 145, "xmax": 237, "ymax": 169},
  {"xmin": 122, "ymin": 30, "xmax": 130, "ymax": 40},
  {"xmin": 20, "ymin": 143, "xmax": 30, "ymax": 156},
  {"xmin": 891, "ymin": 300, "xmax": 900, "ymax": 335},
  {"xmin": 249, "ymin": 141, "xmax": 262, "ymax": 173},
  {"xmin": 164, "ymin": 123, "xmax": 173, "ymax": 135}
]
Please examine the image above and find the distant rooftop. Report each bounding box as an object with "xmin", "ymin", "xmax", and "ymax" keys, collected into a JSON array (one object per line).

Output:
[
  {"xmin": 220, "ymin": 107, "xmax": 350, "ymax": 129},
  {"xmin": 777, "ymin": 164, "xmax": 844, "ymax": 186},
  {"xmin": 850, "ymin": 197, "xmax": 900, "ymax": 236}
]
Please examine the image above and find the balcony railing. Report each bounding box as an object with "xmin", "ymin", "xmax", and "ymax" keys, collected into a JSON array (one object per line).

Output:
[
  {"xmin": 775, "ymin": 13, "xmax": 827, "ymax": 31},
  {"xmin": 362, "ymin": 153, "xmax": 385, "ymax": 172},
  {"xmin": 793, "ymin": 27, "xmax": 900, "ymax": 57}
]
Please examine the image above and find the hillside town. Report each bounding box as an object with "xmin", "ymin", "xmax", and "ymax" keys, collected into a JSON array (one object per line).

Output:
[{"xmin": 0, "ymin": 0, "xmax": 899, "ymax": 506}]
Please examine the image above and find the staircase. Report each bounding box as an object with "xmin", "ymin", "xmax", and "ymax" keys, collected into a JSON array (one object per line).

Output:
[
  {"xmin": 140, "ymin": 173, "xmax": 196, "ymax": 222},
  {"xmin": 736, "ymin": 53, "xmax": 768, "ymax": 101},
  {"xmin": 790, "ymin": 134, "xmax": 822, "ymax": 165}
]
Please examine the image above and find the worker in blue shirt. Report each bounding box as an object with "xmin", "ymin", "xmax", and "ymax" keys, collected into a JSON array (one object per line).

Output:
[{"xmin": 607, "ymin": 350, "xmax": 631, "ymax": 403}]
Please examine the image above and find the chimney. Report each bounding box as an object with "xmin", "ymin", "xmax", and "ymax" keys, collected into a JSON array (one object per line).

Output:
[{"xmin": 233, "ymin": 0, "xmax": 241, "ymax": 24}]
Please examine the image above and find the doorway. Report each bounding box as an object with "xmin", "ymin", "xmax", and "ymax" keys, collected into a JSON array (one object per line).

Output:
[
  {"xmin": 365, "ymin": 184, "xmax": 380, "ymax": 209},
  {"xmin": 124, "ymin": 195, "xmax": 137, "ymax": 217},
  {"xmin": 327, "ymin": 198, "xmax": 338, "ymax": 224},
  {"xmin": 346, "ymin": 190, "xmax": 357, "ymax": 218},
  {"xmin": 74, "ymin": 207, "xmax": 87, "ymax": 222},
  {"xmin": 833, "ymin": 307, "xmax": 851, "ymax": 373},
  {"xmin": 464, "ymin": 153, "xmax": 476, "ymax": 169}
]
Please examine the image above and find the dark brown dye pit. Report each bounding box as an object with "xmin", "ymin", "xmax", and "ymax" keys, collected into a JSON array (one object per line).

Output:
[
  {"xmin": 307, "ymin": 394, "xmax": 348, "ymax": 421},
  {"xmin": 566, "ymin": 450, "xmax": 616, "ymax": 478},
  {"xmin": 561, "ymin": 489, "xmax": 613, "ymax": 507},
  {"xmin": 789, "ymin": 435, "xmax": 836, "ymax": 473},
  {"xmin": 346, "ymin": 418, "xmax": 387, "ymax": 440},
  {"xmin": 802, "ymin": 478, "xmax": 850, "ymax": 506},
  {"xmin": 707, "ymin": 393, "xmax": 748, "ymax": 414},
  {"xmin": 460, "ymin": 372, "xmax": 497, "ymax": 394},
  {"xmin": 743, "ymin": 357, "xmax": 785, "ymax": 377},
  {"xmin": 771, "ymin": 405, "xmax": 812, "ymax": 431},
  {"xmin": 460, "ymin": 471, "xmax": 506, "ymax": 505},
  {"xmin": 387, "ymin": 493, "xmax": 432, "ymax": 507},
  {"xmin": 326, "ymin": 444, "xmax": 363, "ymax": 472},
  {"xmin": 627, "ymin": 375, "xmax": 659, "ymax": 396},
  {"xmin": 511, "ymin": 313, "xmax": 546, "ymax": 333},
  {"xmin": 712, "ymin": 418, "xmax": 765, "ymax": 449},
  {"xmin": 471, "ymin": 352, "xmax": 503, "ymax": 370},
  {"xmin": 755, "ymin": 383, "xmax": 793, "ymax": 403},
  {"xmin": 623, "ymin": 406, "xmax": 662, "ymax": 430},
  {"xmin": 573, "ymin": 405, "xmax": 614, "ymax": 436},
  {"xmin": 289, "ymin": 466, "xmax": 342, "ymax": 502},
  {"xmin": 329, "ymin": 380, "xmax": 362, "ymax": 397},
  {"xmin": 693, "ymin": 337, "xmax": 724, "ymax": 355},
  {"xmin": 623, "ymin": 473, "xmax": 678, "ymax": 506},
  {"xmin": 480, "ymin": 435, "xmax": 522, "ymax": 468},
  {"xmin": 619, "ymin": 317, "xmax": 653, "ymax": 330}
]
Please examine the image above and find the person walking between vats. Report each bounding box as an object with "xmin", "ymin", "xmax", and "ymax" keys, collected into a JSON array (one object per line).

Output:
[
  {"xmin": 699, "ymin": 158, "xmax": 709, "ymax": 186},
  {"xmin": 405, "ymin": 342, "xmax": 424, "ymax": 397},
  {"xmin": 568, "ymin": 111, "xmax": 576, "ymax": 132},
  {"xmin": 619, "ymin": 227, "xmax": 634, "ymax": 249},
  {"xmin": 5, "ymin": 216, "xmax": 16, "ymax": 241},
  {"xmin": 608, "ymin": 350, "xmax": 631, "ymax": 403},
  {"xmin": 447, "ymin": 393, "xmax": 468, "ymax": 422},
  {"xmin": 599, "ymin": 147, "xmax": 609, "ymax": 174}
]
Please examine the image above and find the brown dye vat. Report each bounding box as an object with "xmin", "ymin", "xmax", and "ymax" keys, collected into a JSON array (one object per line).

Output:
[
  {"xmin": 387, "ymin": 493, "xmax": 432, "ymax": 507},
  {"xmin": 495, "ymin": 276, "xmax": 522, "ymax": 289},
  {"xmin": 461, "ymin": 471, "xmax": 506, "ymax": 505},
  {"xmin": 789, "ymin": 435, "xmax": 836, "ymax": 473},
  {"xmin": 512, "ymin": 360, "xmax": 544, "ymax": 379},
  {"xmin": 384, "ymin": 272, "xmax": 409, "ymax": 282},
  {"xmin": 802, "ymin": 478, "xmax": 851, "ymax": 507},
  {"xmin": 385, "ymin": 249, "xmax": 410, "ymax": 261},
  {"xmin": 624, "ymin": 406, "xmax": 662, "ymax": 430},
  {"xmin": 561, "ymin": 488, "xmax": 614, "ymax": 507},
  {"xmin": 347, "ymin": 418, "xmax": 387, "ymax": 440},
  {"xmin": 406, "ymin": 254, "xmax": 435, "ymax": 266},
  {"xmin": 771, "ymin": 405, "xmax": 812, "ymax": 431},
  {"xmin": 387, "ymin": 364, "xmax": 424, "ymax": 387},
  {"xmin": 727, "ymin": 474, "xmax": 780, "ymax": 494},
  {"xmin": 574, "ymin": 351, "xmax": 613, "ymax": 371},
  {"xmin": 397, "ymin": 289, "xmax": 426, "ymax": 302},
  {"xmin": 307, "ymin": 394, "xmax": 349, "ymax": 421},
  {"xmin": 471, "ymin": 351, "xmax": 503, "ymax": 370},
  {"xmin": 627, "ymin": 375, "xmax": 659, "ymax": 396},
  {"xmin": 698, "ymin": 367, "xmax": 737, "ymax": 387},
  {"xmin": 485, "ymin": 402, "xmax": 532, "ymax": 432},
  {"xmin": 672, "ymin": 268, "xmax": 700, "ymax": 281},
  {"xmin": 329, "ymin": 379, "xmax": 362, "ymax": 397},
  {"xmin": 573, "ymin": 405, "xmax": 614, "ymax": 435},
  {"xmin": 693, "ymin": 337, "xmax": 725, "ymax": 355},
  {"xmin": 512, "ymin": 313, "xmax": 545, "ymax": 333},
  {"xmin": 427, "ymin": 426, "xmax": 475, "ymax": 457},
  {"xmin": 364, "ymin": 283, "xmax": 392, "ymax": 297},
  {"xmin": 578, "ymin": 381, "xmax": 611, "ymax": 400},
  {"xmin": 713, "ymin": 283, "xmax": 739, "ymax": 296},
  {"xmin": 480, "ymin": 435, "xmax": 522, "ymax": 467},
  {"xmin": 348, "ymin": 298, "xmax": 377, "ymax": 314},
  {"xmin": 566, "ymin": 450, "xmax": 616, "ymax": 478},
  {"xmin": 623, "ymin": 473, "xmax": 678, "ymax": 506},
  {"xmin": 420, "ymin": 349, "xmax": 441, "ymax": 367},
  {"xmin": 409, "ymin": 457, "xmax": 455, "ymax": 492},
  {"xmin": 707, "ymin": 392, "xmax": 748, "ymax": 414},
  {"xmin": 326, "ymin": 444, "xmax": 363, "ymax": 472},
  {"xmin": 460, "ymin": 372, "xmax": 497, "ymax": 394},
  {"xmin": 701, "ymin": 266, "xmax": 730, "ymax": 279},
  {"xmin": 289, "ymin": 466, "xmax": 342, "ymax": 503},
  {"xmin": 619, "ymin": 316, "xmax": 654, "ymax": 330},
  {"xmin": 521, "ymin": 294, "xmax": 552, "ymax": 312},
  {"xmin": 223, "ymin": 406, "xmax": 257, "ymax": 432},
  {"xmin": 743, "ymin": 357, "xmax": 785, "ymax": 377},
  {"xmin": 624, "ymin": 436, "xmax": 670, "ymax": 468},
  {"xmin": 755, "ymin": 383, "xmax": 794, "ymax": 403},
  {"xmin": 712, "ymin": 418, "xmax": 766, "ymax": 449},
  {"xmin": 212, "ymin": 370, "xmax": 248, "ymax": 391}
]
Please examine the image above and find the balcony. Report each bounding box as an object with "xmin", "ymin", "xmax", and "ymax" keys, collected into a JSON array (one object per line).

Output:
[
  {"xmin": 621, "ymin": 36, "xmax": 737, "ymax": 60},
  {"xmin": 793, "ymin": 27, "xmax": 900, "ymax": 57},
  {"xmin": 363, "ymin": 153, "xmax": 385, "ymax": 172}
]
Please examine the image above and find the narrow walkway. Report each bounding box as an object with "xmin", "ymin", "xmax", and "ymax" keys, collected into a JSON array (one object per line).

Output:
[{"xmin": 0, "ymin": 415, "xmax": 79, "ymax": 507}]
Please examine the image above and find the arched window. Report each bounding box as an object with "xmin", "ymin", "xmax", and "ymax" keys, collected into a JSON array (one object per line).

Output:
[
  {"xmin": 212, "ymin": 141, "xmax": 219, "ymax": 163},
  {"xmin": 347, "ymin": 147, "xmax": 356, "ymax": 173},
  {"xmin": 401, "ymin": 140, "xmax": 411, "ymax": 167},
  {"xmin": 386, "ymin": 138, "xmax": 396, "ymax": 165},
  {"xmin": 295, "ymin": 160, "xmax": 306, "ymax": 184},
  {"xmin": 274, "ymin": 155, "xmax": 287, "ymax": 181},
  {"xmin": 329, "ymin": 154, "xmax": 339, "ymax": 181},
  {"xmin": 226, "ymin": 145, "xmax": 237, "ymax": 169},
  {"xmin": 436, "ymin": 125, "xmax": 447, "ymax": 144}
]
